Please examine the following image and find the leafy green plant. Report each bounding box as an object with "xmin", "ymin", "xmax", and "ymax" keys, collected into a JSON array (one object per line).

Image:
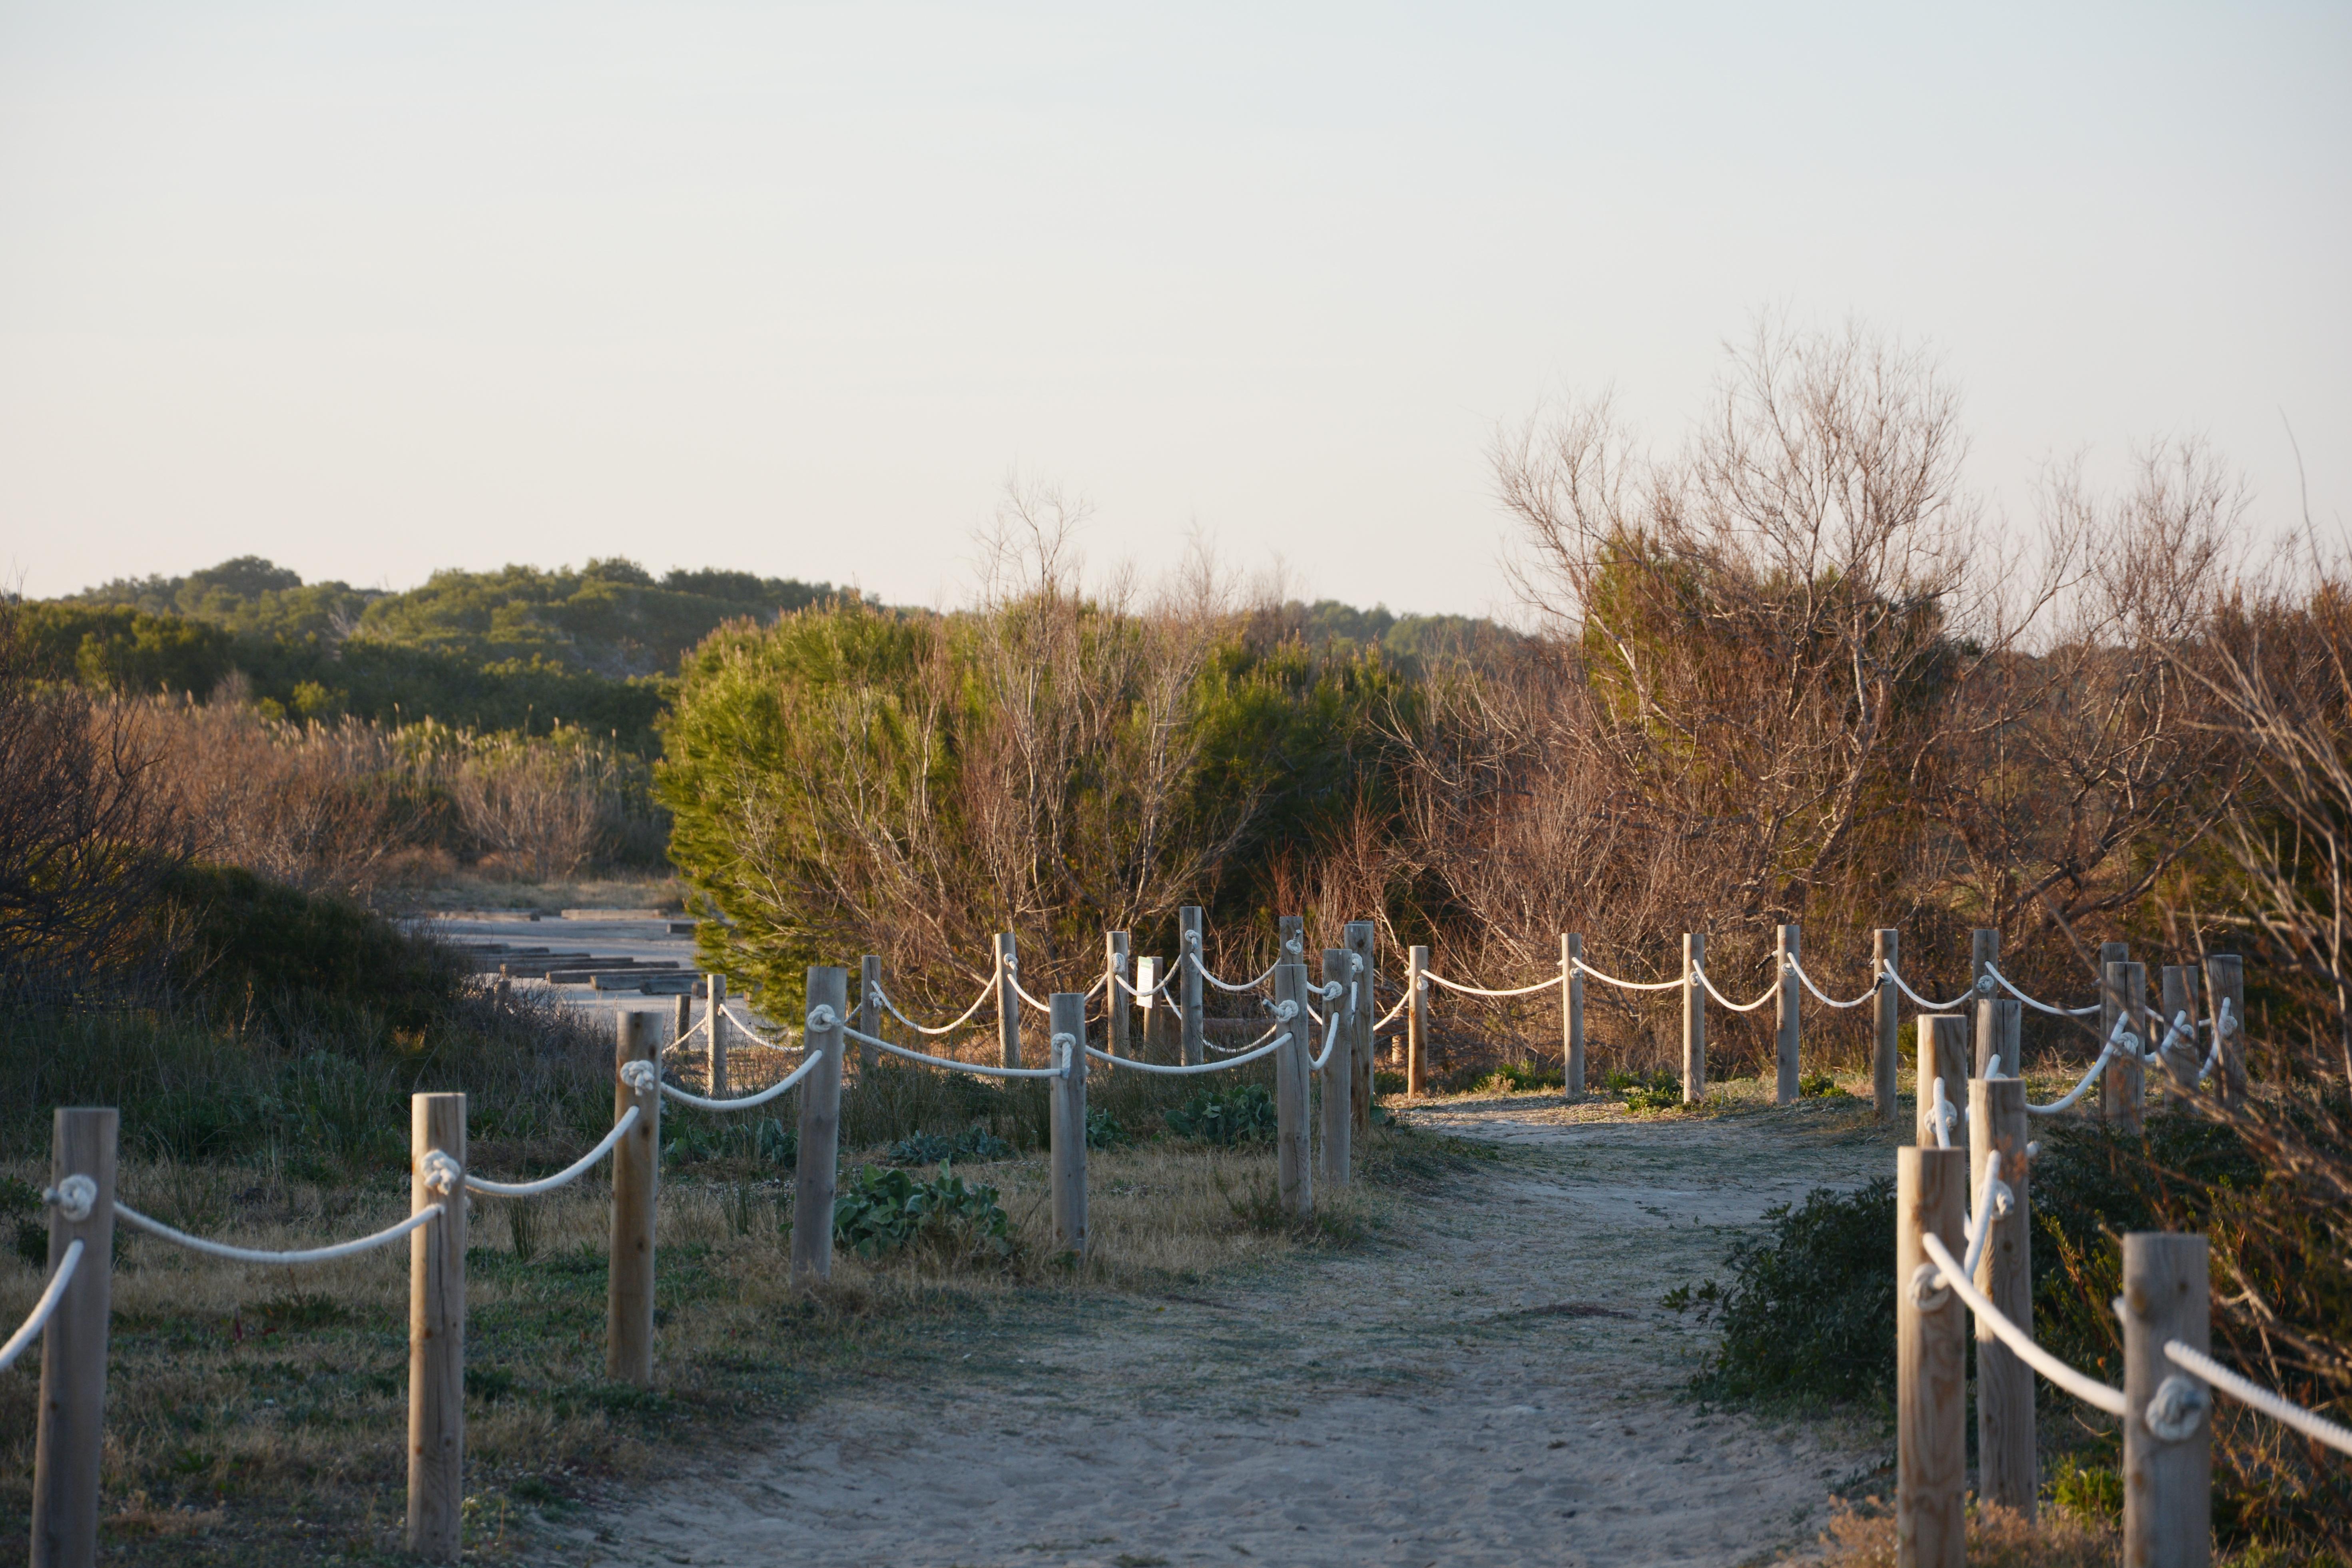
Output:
[
  {"xmin": 1799, "ymin": 1071, "xmax": 1844, "ymax": 1098},
  {"xmin": 882, "ymin": 1123, "xmax": 1011, "ymax": 1166},
  {"xmin": 1476, "ymin": 1060, "xmax": 1563, "ymax": 1094},
  {"xmin": 1084, "ymin": 1106, "xmax": 1128, "ymax": 1149},
  {"xmin": 1605, "ymin": 1068, "xmax": 1683, "ymax": 1113},
  {"xmin": 831, "ymin": 1166, "xmax": 1012, "ymax": 1262},
  {"xmin": 1164, "ymin": 1084, "xmax": 1277, "ymax": 1145}
]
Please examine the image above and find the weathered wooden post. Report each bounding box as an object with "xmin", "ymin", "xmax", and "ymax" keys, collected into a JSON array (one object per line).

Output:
[
  {"xmin": 608, "ymin": 1011, "xmax": 659, "ymax": 1385},
  {"xmin": 1274, "ymin": 962, "xmax": 1313, "ymax": 1217},
  {"xmin": 1405, "ymin": 944, "xmax": 1430, "ymax": 1096},
  {"xmin": 791, "ymin": 967, "xmax": 845, "ymax": 1284},
  {"xmin": 1179, "ymin": 906, "xmax": 1207, "ymax": 1066},
  {"xmin": 857, "ymin": 954, "xmax": 883, "ymax": 1075},
  {"xmin": 2097, "ymin": 941, "xmax": 2130, "ymax": 1126},
  {"xmin": 2104, "ymin": 956, "xmax": 2147, "ymax": 1133},
  {"xmin": 1105, "ymin": 931, "xmax": 1132, "ymax": 1063},
  {"xmin": 1048, "ymin": 992, "xmax": 1090, "ymax": 1257},
  {"xmin": 1347, "ymin": 921, "xmax": 1378, "ymax": 1134},
  {"xmin": 1775, "ymin": 923, "xmax": 1800, "ymax": 1105},
  {"xmin": 1896, "ymin": 1146, "xmax": 1967, "ymax": 1568},
  {"xmin": 2159, "ymin": 964, "xmax": 2201, "ymax": 1092},
  {"xmin": 1319, "ymin": 948, "xmax": 1353, "ymax": 1190},
  {"xmin": 30, "ymin": 1106, "xmax": 116, "ymax": 1568},
  {"xmin": 2204, "ymin": 953, "xmax": 2247, "ymax": 1107},
  {"xmin": 1970, "ymin": 927, "xmax": 2001, "ymax": 1075},
  {"xmin": 1564, "ymin": 932, "xmax": 1587, "ymax": 1103},
  {"xmin": 408, "ymin": 1092, "xmax": 467, "ymax": 1562},
  {"xmin": 2121, "ymin": 1232, "xmax": 2211, "ymax": 1568},
  {"xmin": 994, "ymin": 933, "xmax": 1023, "ymax": 1068},
  {"xmin": 1278, "ymin": 913, "xmax": 1305, "ymax": 966},
  {"xmin": 672, "ymin": 990, "xmax": 693, "ymax": 1055},
  {"xmin": 1681, "ymin": 932, "xmax": 1706, "ymax": 1104},
  {"xmin": 1874, "ymin": 928, "xmax": 1900, "ymax": 1122},
  {"xmin": 1969, "ymin": 1073, "xmax": 2035, "ymax": 1518},
  {"xmin": 1915, "ymin": 1016, "xmax": 1968, "ymax": 1148},
  {"xmin": 707, "ymin": 973, "xmax": 730, "ymax": 1098},
  {"xmin": 1988, "ymin": 997, "xmax": 2021, "ymax": 1082}
]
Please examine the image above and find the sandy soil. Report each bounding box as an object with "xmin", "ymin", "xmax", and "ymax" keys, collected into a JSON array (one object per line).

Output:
[{"xmin": 545, "ymin": 1096, "xmax": 1899, "ymax": 1568}]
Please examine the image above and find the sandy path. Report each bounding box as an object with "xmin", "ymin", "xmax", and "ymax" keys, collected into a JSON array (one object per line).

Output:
[{"xmin": 550, "ymin": 1098, "xmax": 1894, "ymax": 1568}]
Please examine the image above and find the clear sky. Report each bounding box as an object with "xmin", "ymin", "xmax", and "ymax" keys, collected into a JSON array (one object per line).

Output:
[{"xmin": 3, "ymin": 2, "xmax": 2346, "ymax": 617}]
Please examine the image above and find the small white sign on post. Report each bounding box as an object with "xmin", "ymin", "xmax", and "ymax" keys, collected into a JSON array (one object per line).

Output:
[{"xmin": 1134, "ymin": 957, "xmax": 1156, "ymax": 1010}]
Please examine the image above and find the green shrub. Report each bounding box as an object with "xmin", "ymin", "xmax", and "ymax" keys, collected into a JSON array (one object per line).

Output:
[
  {"xmin": 1799, "ymin": 1071, "xmax": 1844, "ymax": 1098},
  {"xmin": 1164, "ymin": 1084, "xmax": 1277, "ymax": 1145},
  {"xmin": 1477, "ymin": 1060, "xmax": 1564, "ymax": 1094},
  {"xmin": 1084, "ymin": 1106, "xmax": 1128, "ymax": 1149},
  {"xmin": 1606, "ymin": 1068, "xmax": 1682, "ymax": 1112},
  {"xmin": 831, "ymin": 1166, "xmax": 1012, "ymax": 1261},
  {"xmin": 882, "ymin": 1123, "xmax": 1010, "ymax": 1167}
]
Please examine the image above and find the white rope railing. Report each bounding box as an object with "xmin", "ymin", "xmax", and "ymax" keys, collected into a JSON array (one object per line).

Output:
[
  {"xmin": 1884, "ymin": 963, "xmax": 1981, "ymax": 1013},
  {"xmin": 668, "ymin": 1012, "xmax": 711, "ymax": 1052},
  {"xmin": 1928, "ymin": 1077, "xmax": 1958, "ymax": 1148},
  {"xmin": 115, "ymin": 1201, "xmax": 443, "ymax": 1265},
  {"xmin": 1422, "ymin": 967, "xmax": 1564, "ymax": 999},
  {"xmin": 465, "ymin": 1106, "xmax": 641, "ymax": 1197},
  {"xmin": 838, "ymin": 1019, "xmax": 1070, "ymax": 1080},
  {"xmin": 1373, "ymin": 992, "xmax": 1409, "ymax": 1028},
  {"xmin": 1307, "ymin": 1006, "xmax": 1345, "ymax": 1072},
  {"xmin": 1085, "ymin": 1030, "xmax": 1290, "ymax": 1075},
  {"xmin": 1206, "ymin": 1018, "xmax": 1286, "ymax": 1054},
  {"xmin": 1957, "ymin": 1165, "xmax": 2013, "ymax": 1284},
  {"xmin": 1692, "ymin": 963, "xmax": 1780, "ymax": 1014},
  {"xmin": 656, "ymin": 1046, "xmax": 827, "ymax": 1110},
  {"xmin": 1570, "ymin": 958, "xmax": 1686, "ymax": 992},
  {"xmin": 1788, "ymin": 956, "xmax": 1876, "ymax": 1009},
  {"xmin": 871, "ymin": 976, "xmax": 997, "ymax": 1037},
  {"xmin": 2161, "ymin": 1341, "xmax": 2352, "ymax": 1457},
  {"xmin": 1983, "ymin": 961, "xmax": 2102, "ymax": 1017},
  {"xmin": 2018, "ymin": 1014, "xmax": 2159, "ymax": 1116},
  {"xmin": 1918, "ymin": 1229, "xmax": 2127, "ymax": 1417},
  {"xmin": 0, "ymin": 1240, "xmax": 82, "ymax": 1373},
  {"xmin": 1187, "ymin": 949, "xmax": 1280, "ymax": 994},
  {"xmin": 720, "ymin": 1000, "xmax": 801, "ymax": 1050}
]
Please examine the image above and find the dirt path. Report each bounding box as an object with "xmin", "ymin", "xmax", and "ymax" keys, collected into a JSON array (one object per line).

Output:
[{"xmin": 551, "ymin": 1097, "xmax": 1896, "ymax": 1568}]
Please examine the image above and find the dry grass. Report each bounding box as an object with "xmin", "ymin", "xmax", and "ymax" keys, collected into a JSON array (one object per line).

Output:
[{"xmin": 1812, "ymin": 1500, "xmax": 2117, "ymax": 1567}]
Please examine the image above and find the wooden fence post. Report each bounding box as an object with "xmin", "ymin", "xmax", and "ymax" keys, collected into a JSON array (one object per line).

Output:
[
  {"xmin": 408, "ymin": 1092, "xmax": 467, "ymax": 1562},
  {"xmin": 608, "ymin": 1011, "xmax": 659, "ymax": 1386},
  {"xmin": 994, "ymin": 934, "xmax": 1023, "ymax": 1068},
  {"xmin": 1274, "ymin": 962, "xmax": 1313, "ymax": 1217},
  {"xmin": 2097, "ymin": 941, "xmax": 2129, "ymax": 1126},
  {"xmin": 1896, "ymin": 1145, "xmax": 1967, "ymax": 1568},
  {"xmin": 1105, "ymin": 931, "xmax": 1131, "ymax": 1063},
  {"xmin": 1320, "ymin": 948, "xmax": 1353, "ymax": 1190},
  {"xmin": 2121, "ymin": 1232, "xmax": 2211, "ymax": 1568},
  {"xmin": 1988, "ymin": 997, "xmax": 2021, "ymax": 1083},
  {"xmin": 1346, "ymin": 921, "xmax": 1378, "ymax": 1134},
  {"xmin": 791, "ymin": 968, "xmax": 845, "ymax": 1285},
  {"xmin": 1278, "ymin": 914, "xmax": 1304, "ymax": 966},
  {"xmin": 2159, "ymin": 964, "xmax": 2201, "ymax": 1092},
  {"xmin": 1564, "ymin": 932, "xmax": 1586, "ymax": 1103},
  {"xmin": 1915, "ymin": 1016, "xmax": 1968, "ymax": 1148},
  {"xmin": 857, "ymin": 954, "xmax": 883, "ymax": 1075},
  {"xmin": 30, "ymin": 1106, "xmax": 116, "ymax": 1568},
  {"xmin": 1874, "ymin": 928, "xmax": 1900, "ymax": 1122},
  {"xmin": 1048, "ymin": 992, "xmax": 1090, "ymax": 1257},
  {"xmin": 672, "ymin": 990, "xmax": 692, "ymax": 1056},
  {"xmin": 1969, "ymin": 1074, "xmax": 2035, "ymax": 1518},
  {"xmin": 1681, "ymin": 932, "xmax": 1706, "ymax": 1104},
  {"xmin": 1179, "ymin": 907, "xmax": 1206, "ymax": 1066},
  {"xmin": 1775, "ymin": 924, "xmax": 1800, "ymax": 1105},
  {"xmin": 1405, "ymin": 945, "xmax": 1430, "ymax": 1097},
  {"xmin": 708, "ymin": 973, "xmax": 729, "ymax": 1098},
  {"xmin": 1971, "ymin": 927, "xmax": 2001, "ymax": 1076},
  {"xmin": 2204, "ymin": 953, "xmax": 2247, "ymax": 1108},
  {"xmin": 2104, "ymin": 956, "xmax": 2147, "ymax": 1133}
]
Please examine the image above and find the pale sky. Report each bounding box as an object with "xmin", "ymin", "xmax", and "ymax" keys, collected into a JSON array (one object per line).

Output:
[{"xmin": 3, "ymin": 2, "xmax": 2346, "ymax": 618}]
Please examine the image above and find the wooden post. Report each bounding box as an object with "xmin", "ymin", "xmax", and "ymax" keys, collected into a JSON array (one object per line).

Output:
[
  {"xmin": 1320, "ymin": 948, "xmax": 1353, "ymax": 1189},
  {"xmin": 1896, "ymin": 1146, "xmax": 1967, "ymax": 1568},
  {"xmin": 2158, "ymin": 964, "xmax": 2201, "ymax": 1092},
  {"xmin": 407, "ymin": 1092, "xmax": 467, "ymax": 1562},
  {"xmin": 2097, "ymin": 941, "xmax": 2129, "ymax": 1126},
  {"xmin": 1278, "ymin": 913, "xmax": 1305, "ymax": 966},
  {"xmin": 1970, "ymin": 1074, "xmax": 2035, "ymax": 1518},
  {"xmin": 994, "ymin": 933, "xmax": 1023, "ymax": 1068},
  {"xmin": 857, "ymin": 954, "xmax": 883, "ymax": 1075},
  {"xmin": 1915, "ymin": 1016, "xmax": 1968, "ymax": 1148},
  {"xmin": 672, "ymin": 990, "xmax": 692, "ymax": 1055},
  {"xmin": 1274, "ymin": 962, "xmax": 1313, "ymax": 1217},
  {"xmin": 1564, "ymin": 932, "xmax": 1586, "ymax": 1103},
  {"xmin": 30, "ymin": 1107, "xmax": 116, "ymax": 1568},
  {"xmin": 1971, "ymin": 927, "xmax": 2001, "ymax": 1076},
  {"xmin": 2205, "ymin": 953, "xmax": 2247, "ymax": 1108},
  {"xmin": 2104, "ymin": 957, "xmax": 2147, "ymax": 1133},
  {"xmin": 1048, "ymin": 992, "xmax": 1090, "ymax": 1256},
  {"xmin": 1775, "ymin": 924, "xmax": 1800, "ymax": 1104},
  {"xmin": 1681, "ymin": 932, "xmax": 1706, "ymax": 1105},
  {"xmin": 791, "ymin": 968, "xmax": 845, "ymax": 1284},
  {"xmin": 1178, "ymin": 906, "xmax": 1206, "ymax": 1066},
  {"xmin": 1405, "ymin": 944, "xmax": 1430, "ymax": 1096},
  {"xmin": 1987, "ymin": 997, "xmax": 2021, "ymax": 1084},
  {"xmin": 707, "ymin": 973, "xmax": 729, "ymax": 1098},
  {"xmin": 607, "ymin": 1011, "xmax": 659, "ymax": 1385},
  {"xmin": 1105, "ymin": 931, "xmax": 1132, "ymax": 1063},
  {"xmin": 1874, "ymin": 928, "xmax": 1900, "ymax": 1122},
  {"xmin": 2122, "ymin": 1232, "xmax": 2211, "ymax": 1568},
  {"xmin": 1346, "ymin": 921, "xmax": 1378, "ymax": 1135}
]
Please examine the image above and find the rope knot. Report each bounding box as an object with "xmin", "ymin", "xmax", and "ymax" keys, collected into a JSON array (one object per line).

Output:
[
  {"xmin": 419, "ymin": 1150, "xmax": 462, "ymax": 1197},
  {"xmin": 1283, "ymin": 934, "xmax": 1304, "ymax": 955},
  {"xmin": 44, "ymin": 1175, "xmax": 97, "ymax": 1223},
  {"xmin": 1272, "ymin": 1000, "xmax": 1300, "ymax": 1022},
  {"xmin": 1975, "ymin": 973, "xmax": 1996, "ymax": 996},
  {"xmin": 1319, "ymin": 980, "xmax": 1344, "ymax": 1001},
  {"xmin": 618, "ymin": 1060, "xmax": 659, "ymax": 1094},
  {"xmin": 2145, "ymin": 1373, "xmax": 2210, "ymax": 1442},
  {"xmin": 1348, "ymin": 952, "xmax": 1363, "ymax": 975},
  {"xmin": 1908, "ymin": 1262, "xmax": 1951, "ymax": 1312},
  {"xmin": 806, "ymin": 1003, "xmax": 840, "ymax": 1032}
]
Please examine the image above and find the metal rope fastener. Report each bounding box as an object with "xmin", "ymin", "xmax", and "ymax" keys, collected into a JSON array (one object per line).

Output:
[{"xmin": 0, "ymin": 1239, "xmax": 83, "ymax": 1374}]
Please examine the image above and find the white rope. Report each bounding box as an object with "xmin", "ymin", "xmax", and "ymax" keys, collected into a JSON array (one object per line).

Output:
[
  {"xmin": 0, "ymin": 1240, "xmax": 82, "ymax": 1373},
  {"xmin": 1919, "ymin": 1230, "xmax": 2128, "ymax": 1416},
  {"xmin": 1929, "ymin": 1077, "xmax": 1957, "ymax": 1149},
  {"xmin": 2163, "ymin": 1340, "xmax": 2352, "ymax": 1457},
  {"xmin": 659, "ymin": 1047, "xmax": 826, "ymax": 1110},
  {"xmin": 1692, "ymin": 963, "xmax": 1780, "ymax": 1014},
  {"xmin": 116, "ymin": 1201, "xmax": 442, "ymax": 1265},
  {"xmin": 1186, "ymin": 949, "xmax": 1280, "ymax": 994},
  {"xmin": 1085, "ymin": 1030, "xmax": 1290, "ymax": 1075},
  {"xmin": 1788, "ymin": 956, "xmax": 1876, "ymax": 1009},
  {"xmin": 1308, "ymin": 1007, "xmax": 1345, "ymax": 1073},
  {"xmin": 871, "ymin": 976, "xmax": 996, "ymax": 1038},
  {"xmin": 1421, "ymin": 966, "xmax": 1565, "ymax": 999},
  {"xmin": 2021, "ymin": 1014, "xmax": 2159, "ymax": 1116},
  {"xmin": 720, "ymin": 1000, "xmax": 801, "ymax": 1050},
  {"xmin": 1374, "ymin": 992, "xmax": 1409, "ymax": 1028},
  {"xmin": 465, "ymin": 1106, "xmax": 641, "ymax": 1197},
  {"xmin": 1883, "ymin": 962, "xmax": 1979, "ymax": 1013},
  {"xmin": 1011, "ymin": 980, "xmax": 1054, "ymax": 1011},
  {"xmin": 1206, "ymin": 1020, "xmax": 1286, "ymax": 1054},
  {"xmin": 1570, "ymin": 958, "xmax": 1686, "ymax": 992},
  {"xmin": 1983, "ymin": 961, "xmax": 2102, "ymax": 1017},
  {"xmin": 841, "ymin": 1022, "xmax": 1070, "ymax": 1079},
  {"xmin": 667, "ymin": 1012, "xmax": 711, "ymax": 1052},
  {"xmin": 1959, "ymin": 1165, "xmax": 2013, "ymax": 1283}
]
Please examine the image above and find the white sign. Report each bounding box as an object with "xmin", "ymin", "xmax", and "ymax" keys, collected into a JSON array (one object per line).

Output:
[{"xmin": 1134, "ymin": 956, "xmax": 1156, "ymax": 1009}]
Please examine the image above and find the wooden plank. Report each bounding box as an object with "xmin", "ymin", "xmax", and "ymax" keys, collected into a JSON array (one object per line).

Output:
[
  {"xmin": 407, "ymin": 1093, "xmax": 467, "ymax": 1562},
  {"xmin": 607, "ymin": 1012, "xmax": 659, "ymax": 1385},
  {"xmin": 1319, "ymin": 948, "xmax": 1353, "ymax": 1190},
  {"xmin": 791, "ymin": 968, "xmax": 846, "ymax": 1284},
  {"xmin": 1970, "ymin": 1074, "xmax": 2035, "ymax": 1518},
  {"xmin": 1049, "ymin": 992, "xmax": 1090, "ymax": 1255},
  {"xmin": 1874, "ymin": 928, "xmax": 1900, "ymax": 1122},
  {"xmin": 1896, "ymin": 1146, "xmax": 1967, "ymax": 1568},
  {"xmin": 2121, "ymin": 1232, "xmax": 2211, "ymax": 1568},
  {"xmin": 1274, "ymin": 962, "xmax": 1313, "ymax": 1216},
  {"xmin": 30, "ymin": 1106, "xmax": 116, "ymax": 1568}
]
